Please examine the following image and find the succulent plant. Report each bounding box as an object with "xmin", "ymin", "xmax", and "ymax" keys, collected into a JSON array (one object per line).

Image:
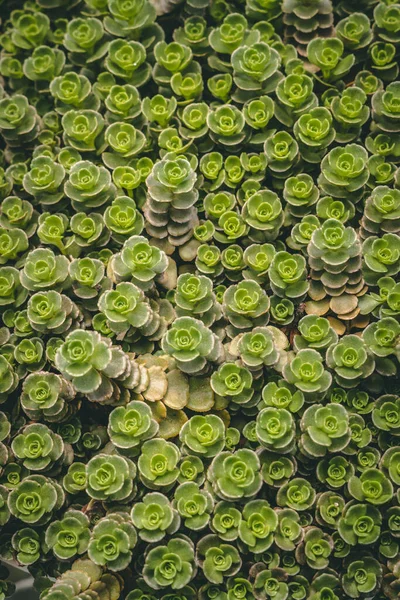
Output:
[
  {"xmin": 138, "ymin": 438, "xmax": 180, "ymax": 489},
  {"xmin": 45, "ymin": 509, "xmax": 90, "ymax": 560},
  {"xmin": 283, "ymin": 0, "xmax": 334, "ymax": 56},
  {"xmin": 174, "ymin": 482, "xmax": 213, "ymax": 530},
  {"xmin": 180, "ymin": 415, "xmax": 225, "ymax": 458},
  {"xmin": 283, "ymin": 349, "xmax": 332, "ymax": 398},
  {"xmin": 8, "ymin": 475, "xmax": 62, "ymax": 525},
  {"xmin": 300, "ymin": 403, "xmax": 350, "ymax": 457},
  {"xmin": 342, "ymin": 556, "xmax": 382, "ymax": 598},
  {"xmin": 208, "ymin": 449, "xmax": 262, "ymax": 500},
  {"xmin": 55, "ymin": 330, "xmax": 114, "ymax": 394},
  {"xmin": 319, "ymin": 144, "xmax": 369, "ymax": 200},
  {"xmin": 307, "ymin": 37, "xmax": 355, "ymax": 83},
  {"xmin": 88, "ymin": 512, "xmax": 137, "ymax": 571},
  {"xmin": 131, "ymin": 491, "xmax": 179, "ymax": 542},
  {"xmin": 0, "ymin": 2, "xmax": 398, "ymax": 598},
  {"xmin": 308, "ymin": 218, "xmax": 363, "ymax": 301},
  {"xmin": 143, "ymin": 537, "xmax": 195, "ymax": 589},
  {"xmin": 109, "ymin": 235, "xmax": 168, "ymax": 290},
  {"xmin": 162, "ymin": 316, "xmax": 222, "ymax": 374},
  {"xmin": 197, "ymin": 534, "xmax": 241, "ymax": 584},
  {"xmin": 86, "ymin": 453, "xmax": 136, "ymax": 501},
  {"xmin": 256, "ymin": 407, "xmax": 296, "ymax": 454},
  {"xmin": 338, "ymin": 502, "xmax": 382, "ymax": 546},
  {"xmin": 12, "ymin": 423, "xmax": 64, "ymax": 471},
  {"xmin": 326, "ymin": 335, "xmax": 375, "ymax": 388},
  {"xmin": 211, "ymin": 363, "xmax": 254, "ymax": 406}
]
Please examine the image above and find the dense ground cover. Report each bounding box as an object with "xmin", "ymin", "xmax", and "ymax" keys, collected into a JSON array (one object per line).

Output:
[{"xmin": 0, "ymin": 0, "xmax": 399, "ymax": 599}]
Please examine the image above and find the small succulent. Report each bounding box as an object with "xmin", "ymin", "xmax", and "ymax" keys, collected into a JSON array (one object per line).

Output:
[
  {"xmin": 300, "ymin": 403, "xmax": 350, "ymax": 457},
  {"xmin": 180, "ymin": 415, "xmax": 225, "ymax": 458},
  {"xmin": 55, "ymin": 330, "xmax": 113, "ymax": 394},
  {"xmin": 342, "ymin": 556, "xmax": 382, "ymax": 598},
  {"xmin": 45, "ymin": 510, "xmax": 90, "ymax": 560},
  {"xmin": 239, "ymin": 500, "xmax": 277, "ymax": 553},
  {"xmin": 86, "ymin": 453, "xmax": 136, "ymax": 501},
  {"xmin": 162, "ymin": 316, "xmax": 221, "ymax": 374},
  {"xmin": 174, "ymin": 482, "xmax": 213, "ymax": 530},
  {"xmin": 196, "ymin": 534, "xmax": 241, "ymax": 584},
  {"xmin": 131, "ymin": 492, "xmax": 179, "ymax": 542},
  {"xmin": 256, "ymin": 408, "xmax": 296, "ymax": 454},
  {"xmin": 208, "ymin": 449, "xmax": 262, "ymax": 500},
  {"xmin": 338, "ymin": 502, "xmax": 382, "ymax": 546},
  {"xmin": 143, "ymin": 538, "xmax": 195, "ymax": 590},
  {"xmin": 12, "ymin": 423, "xmax": 64, "ymax": 471},
  {"xmin": 8, "ymin": 475, "xmax": 61, "ymax": 524},
  {"xmin": 211, "ymin": 363, "xmax": 254, "ymax": 406},
  {"xmin": 283, "ymin": 349, "xmax": 332, "ymax": 397},
  {"xmin": 138, "ymin": 438, "xmax": 180, "ymax": 488},
  {"xmin": 326, "ymin": 335, "xmax": 375, "ymax": 388},
  {"xmin": 109, "ymin": 235, "xmax": 168, "ymax": 290},
  {"xmin": 88, "ymin": 512, "xmax": 137, "ymax": 571}
]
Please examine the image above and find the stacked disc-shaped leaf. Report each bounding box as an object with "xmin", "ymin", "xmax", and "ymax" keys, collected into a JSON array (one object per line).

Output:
[
  {"xmin": 282, "ymin": 0, "xmax": 334, "ymax": 56},
  {"xmin": 144, "ymin": 153, "xmax": 199, "ymax": 246}
]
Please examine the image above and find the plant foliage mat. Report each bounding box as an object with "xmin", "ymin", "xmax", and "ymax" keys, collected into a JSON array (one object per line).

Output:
[{"xmin": 0, "ymin": 0, "xmax": 399, "ymax": 599}]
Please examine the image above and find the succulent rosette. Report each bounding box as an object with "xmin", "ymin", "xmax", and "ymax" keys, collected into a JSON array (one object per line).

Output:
[
  {"xmin": 283, "ymin": 349, "xmax": 332, "ymax": 397},
  {"xmin": 300, "ymin": 403, "xmax": 351, "ymax": 457},
  {"xmin": 196, "ymin": 534, "xmax": 241, "ymax": 584},
  {"xmin": 223, "ymin": 280, "xmax": 270, "ymax": 330},
  {"xmin": 55, "ymin": 330, "xmax": 113, "ymax": 394},
  {"xmin": 98, "ymin": 282, "xmax": 152, "ymax": 335},
  {"xmin": 45, "ymin": 509, "xmax": 90, "ymax": 560},
  {"xmin": 11, "ymin": 423, "xmax": 64, "ymax": 471},
  {"xmin": 277, "ymin": 477, "xmax": 316, "ymax": 511},
  {"xmin": 294, "ymin": 315, "xmax": 338, "ymax": 352},
  {"xmin": 342, "ymin": 556, "xmax": 382, "ymax": 598},
  {"xmin": 253, "ymin": 567, "xmax": 289, "ymax": 600},
  {"xmin": 269, "ymin": 251, "xmax": 309, "ymax": 299},
  {"xmin": 256, "ymin": 408, "xmax": 296, "ymax": 454},
  {"xmin": 238, "ymin": 500, "xmax": 277, "ymax": 553},
  {"xmin": 174, "ymin": 482, "xmax": 214, "ymax": 530},
  {"xmin": 260, "ymin": 380, "xmax": 304, "ymax": 414},
  {"xmin": 8, "ymin": 475, "xmax": 63, "ymax": 525},
  {"xmin": 326, "ymin": 335, "xmax": 375, "ymax": 388},
  {"xmin": 161, "ymin": 316, "xmax": 221, "ymax": 374},
  {"xmin": 211, "ymin": 363, "xmax": 254, "ymax": 406},
  {"xmin": 143, "ymin": 538, "xmax": 196, "ymax": 590},
  {"xmin": 65, "ymin": 160, "xmax": 115, "ymax": 210},
  {"xmin": 86, "ymin": 454, "xmax": 136, "ymax": 501},
  {"xmin": 109, "ymin": 235, "xmax": 168, "ymax": 290},
  {"xmin": 347, "ymin": 468, "xmax": 393, "ymax": 505},
  {"xmin": 207, "ymin": 104, "xmax": 247, "ymax": 147},
  {"xmin": 88, "ymin": 512, "xmax": 137, "ymax": 571},
  {"xmin": 180, "ymin": 415, "xmax": 225, "ymax": 458},
  {"xmin": 208, "ymin": 449, "xmax": 262, "ymax": 500},
  {"xmin": 20, "ymin": 248, "xmax": 69, "ymax": 292},
  {"xmin": 231, "ymin": 42, "xmax": 281, "ymax": 92},
  {"xmin": 131, "ymin": 492, "xmax": 180, "ymax": 542},
  {"xmin": 241, "ymin": 190, "xmax": 284, "ymax": 238},
  {"xmin": 138, "ymin": 438, "xmax": 180, "ymax": 489},
  {"xmin": 104, "ymin": 196, "xmax": 144, "ymax": 242},
  {"xmin": 318, "ymin": 144, "xmax": 369, "ymax": 199},
  {"xmin": 307, "ymin": 37, "xmax": 354, "ymax": 83},
  {"xmin": 338, "ymin": 502, "xmax": 382, "ymax": 546},
  {"xmin": 108, "ymin": 400, "xmax": 159, "ymax": 451}
]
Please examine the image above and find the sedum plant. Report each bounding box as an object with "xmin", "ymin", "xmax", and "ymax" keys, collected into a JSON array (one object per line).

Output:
[
  {"xmin": 143, "ymin": 537, "xmax": 195, "ymax": 590},
  {"xmin": 131, "ymin": 491, "xmax": 179, "ymax": 542},
  {"xmin": 88, "ymin": 512, "xmax": 137, "ymax": 571},
  {"xmin": 0, "ymin": 1, "xmax": 398, "ymax": 599}
]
